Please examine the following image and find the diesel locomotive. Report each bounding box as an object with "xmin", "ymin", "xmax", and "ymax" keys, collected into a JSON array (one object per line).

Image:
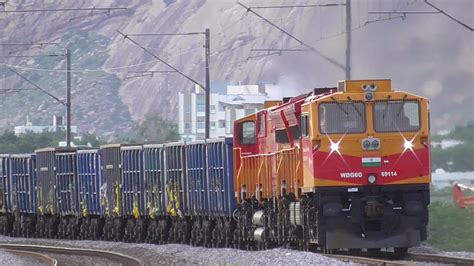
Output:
[{"xmin": 0, "ymin": 79, "xmax": 430, "ymax": 255}]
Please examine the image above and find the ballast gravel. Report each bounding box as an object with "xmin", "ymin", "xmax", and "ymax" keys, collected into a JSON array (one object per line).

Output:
[
  {"xmin": 0, "ymin": 249, "xmax": 31, "ymax": 266},
  {"xmin": 0, "ymin": 236, "xmax": 358, "ymax": 265}
]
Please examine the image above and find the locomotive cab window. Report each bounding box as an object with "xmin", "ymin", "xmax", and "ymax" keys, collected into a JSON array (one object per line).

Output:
[
  {"xmin": 257, "ymin": 112, "xmax": 266, "ymax": 137},
  {"xmin": 374, "ymin": 100, "xmax": 420, "ymax": 132},
  {"xmin": 319, "ymin": 102, "xmax": 366, "ymax": 134},
  {"xmin": 239, "ymin": 121, "xmax": 256, "ymax": 145},
  {"xmin": 275, "ymin": 129, "xmax": 289, "ymax": 143},
  {"xmin": 301, "ymin": 115, "xmax": 310, "ymax": 137}
]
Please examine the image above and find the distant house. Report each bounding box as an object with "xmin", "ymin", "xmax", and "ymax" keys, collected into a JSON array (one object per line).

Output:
[
  {"xmin": 14, "ymin": 115, "xmax": 77, "ymax": 136},
  {"xmin": 178, "ymin": 82, "xmax": 275, "ymax": 141}
]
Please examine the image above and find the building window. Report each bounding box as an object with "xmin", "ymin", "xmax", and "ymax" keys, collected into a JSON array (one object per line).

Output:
[
  {"xmin": 211, "ymin": 122, "xmax": 216, "ymax": 129},
  {"xmin": 197, "ymin": 122, "xmax": 205, "ymax": 129},
  {"xmin": 184, "ymin": 106, "xmax": 191, "ymax": 113},
  {"xmin": 185, "ymin": 123, "xmax": 191, "ymax": 129},
  {"xmin": 196, "ymin": 94, "xmax": 205, "ymax": 105},
  {"xmin": 210, "ymin": 105, "xmax": 216, "ymax": 114},
  {"xmin": 219, "ymin": 120, "xmax": 226, "ymax": 128},
  {"xmin": 245, "ymin": 108, "xmax": 255, "ymax": 116},
  {"xmin": 197, "ymin": 104, "xmax": 205, "ymax": 112}
]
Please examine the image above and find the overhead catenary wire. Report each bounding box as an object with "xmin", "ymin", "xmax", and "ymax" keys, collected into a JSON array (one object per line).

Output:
[
  {"xmin": 6, "ymin": 66, "xmax": 65, "ymax": 105},
  {"xmin": 0, "ymin": 7, "xmax": 128, "ymax": 13},
  {"xmin": 368, "ymin": 0, "xmax": 473, "ymax": 31},
  {"xmin": 117, "ymin": 30, "xmax": 206, "ymax": 90},
  {"xmin": 424, "ymin": 0, "xmax": 473, "ymax": 31},
  {"xmin": 237, "ymin": 2, "xmax": 345, "ymax": 71},
  {"xmin": 246, "ymin": 3, "xmax": 346, "ymax": 9}
]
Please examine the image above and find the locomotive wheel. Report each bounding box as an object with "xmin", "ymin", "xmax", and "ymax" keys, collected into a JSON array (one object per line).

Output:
[
  {"xmin": 203, "ymin": 219, "xmax": 214, "ymax": 248},
  {"xmin": 112, "ymin": 218, "xmax": 125, "ymax": 242},
  {"xmin": 157, "ymin": 219, "xmax": 170, "ymax": 244},
  {"xmin": 124, "ymin": 219, "xmax": 134, "ymax": 242},
  {"xmin": 12, "ymin": 216, "xmax": 20, "ymax": 237},
  {"xmin": 80, "ymin": 218, "xmax": 89, "ymax": 240},
  {"xmin": 91, "ymin": 218, "xmax": 103, "ymax": 240},
  {"xmin": 134, "ymin": 219, "xmax": 147, "ymax": 242},
  {"xmin": 394, "ymin": 247, "xmax": 408, "ymax": 258},
  {"xmin": 145, "ymin": 220, "xmax": 157, "ymax": 243},
  {"xmin": 367, "ymin": 248, "xmax": 381, "ymax": 257},
  {"xmin": 103, "ymin": 218, "xmax": 113, "ymax": 241},
  {"xmin": 190, "ymin": 220, "xmax": 199, "ymax": 246}
]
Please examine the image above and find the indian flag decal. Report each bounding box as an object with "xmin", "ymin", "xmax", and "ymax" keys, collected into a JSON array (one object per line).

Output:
[{"xmin": 362, "ymin": 157, "xmax": 381, "ymax": 167}]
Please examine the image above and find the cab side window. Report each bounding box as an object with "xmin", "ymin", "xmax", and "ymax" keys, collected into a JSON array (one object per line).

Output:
[
  {"xmin": 301, "ymin": 115, "xmax": 310, "ymax": 137},
  {"xmin": 257, "ymin": 112, "xmax": 266, "ymax": 136},
  {"xmin": 239, "ymin": 121, "xmax": 256, "ymax": 145}
]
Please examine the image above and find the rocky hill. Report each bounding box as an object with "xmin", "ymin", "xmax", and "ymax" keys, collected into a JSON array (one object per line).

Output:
[{"xmin": 0, "ymin": 0, "xmax": 472, "ymax": 139}]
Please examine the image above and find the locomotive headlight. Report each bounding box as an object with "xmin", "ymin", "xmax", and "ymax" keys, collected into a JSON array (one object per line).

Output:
[
  {"xmin": 371, "ymin": 139, "xmax": 380, "ymax": 149},
  {"xmin": 364, "ymin": 92, "xmax": 374, "ymax": 101},
  {"xmin": 368, "ymin": 174, "xmax": 377, "ymax": 184},
  {"xmin": 363, "ymin": 140, "xmax": 371, "ymax": 150},
  {"xmin": 330, "ymin": 142, "xmax": 340, "ymax": 153},
  {"xmin": 404, "ymin": 139, "xmax": 414, "ymax": 151}
]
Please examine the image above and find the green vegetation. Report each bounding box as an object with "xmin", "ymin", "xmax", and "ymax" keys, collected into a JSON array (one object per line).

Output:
[
  {"xmin": 132, "ymin": 112, "xmax": 180, "ymax": 144},
  {"xmin": 426, "ymin": 188, "xmax": 474, "ymax": 251},
  {"xmin": 0, "ymin": 112, "xmax": 178, "ymax": 153},
  {"xmin": 431, "ymin": 122, "xmax": 474, "ymax": 172},
  {"xmin": 427, "ymin": 201, "xmax": 474, "ymax": 251},
  {"xmin": 0, "ymin": 130, "xmax": 105, "ymax": 153}
]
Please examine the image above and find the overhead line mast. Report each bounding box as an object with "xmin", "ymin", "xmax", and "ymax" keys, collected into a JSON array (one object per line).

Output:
[
  {"xmin": 1, "ymin": 49, "xmax": 73, "ymax": 147},
  {"xmin": 117, "ymin": 30, "xmax": 212, "ymax": 139}
]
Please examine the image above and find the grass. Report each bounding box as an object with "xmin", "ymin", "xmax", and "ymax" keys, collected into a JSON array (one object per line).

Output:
[{"xmin": 427, "ymin": 191, "xmax": 474, "ymax": 251}]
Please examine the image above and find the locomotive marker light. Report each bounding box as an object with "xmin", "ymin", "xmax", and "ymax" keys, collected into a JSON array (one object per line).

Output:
[{"xmin": 362, "ymin": 83, "xmax": 376, "ymax": 102}]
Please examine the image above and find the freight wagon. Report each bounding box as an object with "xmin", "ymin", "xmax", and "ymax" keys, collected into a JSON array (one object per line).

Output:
[
  {"xmin": 0, "ymin": 154, "xmax": 12, "ymax": 235},
  {"xmin": 10, "ymin": 154, "xmax": 36, "ymax": 237},
  {"xmin": 100, "ymin": 144, "xmax": 124, "ymax": 241},
  {"xmin": 35, "ymin": 147, "xmax": 78, "ymax": 239},
  {"xmin": 77, "ymin": 149, "xmax": 103, "ymax": 240}
]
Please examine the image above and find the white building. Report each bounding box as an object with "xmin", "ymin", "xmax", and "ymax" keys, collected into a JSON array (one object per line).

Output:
[
  {"xmin": 14, "ymin": 116, "xmax": 78, "ymax": 136},
  {"xmin": 178, "ymin": 83, "xmax": 274, "ymax": 141}
]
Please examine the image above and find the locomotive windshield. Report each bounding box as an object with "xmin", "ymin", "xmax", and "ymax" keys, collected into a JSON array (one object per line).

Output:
[
  {"xmin": 239, "ymin": 121, "xmax": 256, "ymax": 145},
  {"xmin": 374, "ymin": 100, "xmax": 420, "ymax": 132},
  {"xmin": 319, "ymin": 102, "xmax": 366, "ymax": 134}
]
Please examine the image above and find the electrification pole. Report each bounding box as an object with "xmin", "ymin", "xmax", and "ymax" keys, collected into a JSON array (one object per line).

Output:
[
  {"xmin": 345, "ymin": 0, "xmax": 351, "ymax": 80},
  {"xmin": 65, "ymin": 48, "xmax": 71, "ymax": 147},
  {"xmin": 204, "ymin": 28, "xmax": 210, "ymax": 139},
  {"xmin": 118, "ymin": 29, "xmax": 211, "ymax": 139}
]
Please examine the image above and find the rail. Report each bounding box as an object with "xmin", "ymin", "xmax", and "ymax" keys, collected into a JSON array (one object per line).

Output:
[
  {"xmin": 0, "ymin": 244, "xmax": 142, "ymax": 266},
  {"xmin": 327, "ymin": 251, "xmax": 474, "ymax": 265},
  {"xmin": 406, "ymin": 252, "xmax": 474, "ymax": 265},
  {"xmin": 326, "ymin": 254, "xmax": 405, "ymax": 266},
  {"xmin": 3, "ymin": 248, "xmax": 57, "ymax": 266}
]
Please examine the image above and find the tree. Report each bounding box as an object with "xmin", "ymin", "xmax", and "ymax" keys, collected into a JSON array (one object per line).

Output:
[
  {"xmin": 0, "ymin": 130, "xmax": 65, "ymax": 153},
  {"xmin": 76, "ymin": 133, "xmax": 107, "ymax": 148},
  {"xmin": 135, "ymin": 112, "xmax": 180, "ymax": 144}
]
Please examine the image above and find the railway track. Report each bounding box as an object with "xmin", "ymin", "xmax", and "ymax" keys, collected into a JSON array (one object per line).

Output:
[
  {"xmin": 328, "ymin": 252, "xmax": 474, "ymax": 265},
  {"xmin": 0, "ymin": 244, "xmax": 142, "ymax": 266},
  {"xmin": 4, "ymin": 248, "xmax": 57, "ymax": 265}
]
